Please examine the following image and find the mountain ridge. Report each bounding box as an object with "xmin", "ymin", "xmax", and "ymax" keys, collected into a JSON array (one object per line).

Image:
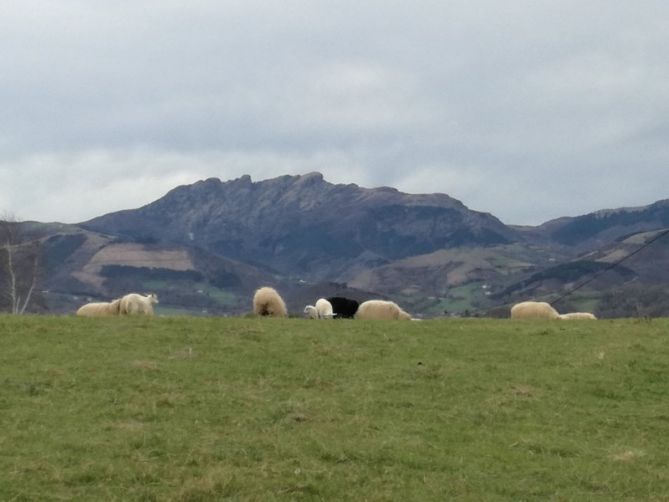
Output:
[
  {"xmin": 9, "ymin": 173, "xmax": 669, "ymax": 317},
  {"xmin": 81, "ymin": 172, "xmax": 521, "ymax": 281}
]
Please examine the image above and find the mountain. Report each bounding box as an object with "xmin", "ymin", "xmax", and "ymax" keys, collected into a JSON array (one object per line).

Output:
[
  {"xmin": 81, "ymin": 172, "xmax": 521, "ymax": 281},
  {"xmin": 8, "ymin": 173, "xmax": 669, "ymax": 317}
]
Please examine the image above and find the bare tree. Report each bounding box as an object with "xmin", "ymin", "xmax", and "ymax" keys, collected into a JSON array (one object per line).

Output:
[{"xmin": 0, "ymin": 214, "xmax": 41, "ymax": 314}]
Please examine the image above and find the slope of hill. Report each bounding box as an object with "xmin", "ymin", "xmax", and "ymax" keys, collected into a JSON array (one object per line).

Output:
[
  {"xmin": 490, "ymin": 228, "xmax": 669, "ymax": 317},
  {"xmin": 35, "ymin": 223, "xmax": 380, "ymax": 315},
  {"xmin": 35, "ymin": 224, "xmax": 279, "ymax": 314},
  {"xmin": 527, "ymin": 199, "xmax": 669, "ymax": 250}
]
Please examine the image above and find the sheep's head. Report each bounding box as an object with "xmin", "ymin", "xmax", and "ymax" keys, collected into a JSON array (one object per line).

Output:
[
  {"xmin": 146, "ymin": 293, "xmax": 159, "ymax": 304},
  {"xmin": 303, "ymin": 305, "xmax": 318, "ymax": 319},
  {"xmin": 398, "ymin": 309, "xmax": 412, "ymax": 320}
]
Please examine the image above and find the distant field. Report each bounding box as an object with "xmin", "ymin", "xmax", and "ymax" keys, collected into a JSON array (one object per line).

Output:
[
  {"xmin": 430, "ymin": 281, "xmax": 488, "ymax": 315},
  {"xmin": 1, "ymin": 316, "xmax": 668, "ymax": 500}
]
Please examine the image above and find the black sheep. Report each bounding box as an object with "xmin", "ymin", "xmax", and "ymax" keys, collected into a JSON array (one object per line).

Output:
[{"xmin": 326, "ymin": 296, "xmax": 359, "ymax": 318}]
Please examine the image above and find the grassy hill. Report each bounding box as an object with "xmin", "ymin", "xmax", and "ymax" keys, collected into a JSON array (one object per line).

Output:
[{"xmin": 1, "ymin": 316, "xmax": 669, "ymax": 500}]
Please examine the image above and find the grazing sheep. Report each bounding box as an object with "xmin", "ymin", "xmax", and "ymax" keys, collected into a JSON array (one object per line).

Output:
[
  {"xmin": 315, "ymin": 298, "xmax": 335, "ymax": 318},
  {"xmin": 304, "ymin": 305, "xmax": 319, "ymax": 319},
  {"xmin": 76, "ymin": 298, "xmax": 122, "ymax": 317},
  {"xmin": 355, "ymin": 300, "xmax": 412, "ymax": 320},
  {"xmin": 120, "ymin": 293, "xmax": 159, "ymax": 316},
  {"xmin": 559, "ymin": 312, "xmax": 597, "ymax": 320},
  {"xmin": 510, "ymin": 301, "xmax": 560, "ymax": 320},
  {"xmin": 326, "ymin": 296, "xmax": 359, "ymax": 319},
  {"xmin": 253, "ymin": 287, "xmax": 288, "ymax": 317},
  {"xmin": 304, "ymin": 299, "xmax": 336, "ymax": 319}
]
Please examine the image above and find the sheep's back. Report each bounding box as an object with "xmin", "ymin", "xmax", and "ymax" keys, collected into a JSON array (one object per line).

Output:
[
  {"xmin": 315, "ymin": 298, "xmax": 334, "ymax": 318},
  {"xmin": 559, "ymin": 312, "xmax": 597, "ymax": 320},
  {"xmin": 510, "ymin": 301, "xmax": 559, "ymax": 320},
  {"xmin": 253, "ymin": 287, "xmax": 288, "ymax": 317},
  {"xmin": 356, "ymin": 300, "xmax": 404, "ymax": 320},
  {"xmin": 120, "ymin": 293, "xmax": 155, "ymax": 315},
  {"xmin": 76, "ymin": 301, "xmax": 119, "ymax": 317}
]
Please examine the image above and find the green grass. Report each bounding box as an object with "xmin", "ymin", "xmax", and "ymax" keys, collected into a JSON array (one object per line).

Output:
[
  {"xmin": 154, "ymin": 305, "xmax": 208, "ymax": 317},
  {"xmin": 558, "ymin": 289, "xmax": 602, "ymax": 314},
  {"xmin": 1, "ymin": 316, "xmax": 669, "ymax": 500},
  {"xmin": 421, "ymin": 282, "xmax": 488, "ymax": 315}
]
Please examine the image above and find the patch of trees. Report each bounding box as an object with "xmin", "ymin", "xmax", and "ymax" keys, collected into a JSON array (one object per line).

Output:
[
  {"xmin": 208, "ymin": 269, "xmax": 242, "ymax": 288},
  {"xmin": 100, "ymin": 265, "xmax": 204, "ymax": 282},
  {"xmin": 497, "ymin": 261, "xmax": 635, "ymax": 298},
  {"xmin": 597, "ymin": 285, "xmax": 669, "ymax": 318},
  {"xmin": 42, "ymin": 234, "xmax": 86, "ymax": 273}
]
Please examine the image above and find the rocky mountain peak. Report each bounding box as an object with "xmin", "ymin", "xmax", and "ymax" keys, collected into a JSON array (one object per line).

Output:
[{"xmin": 81, "ymin": 172, "xmax": 521, "ymax": 278}]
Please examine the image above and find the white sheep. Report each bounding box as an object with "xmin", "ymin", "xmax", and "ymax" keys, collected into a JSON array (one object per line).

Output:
[
  {"xmin": 315, "ymin": 298, "xmax": 335, "ymax": 318},
  {"xmin": 253, "ymin": 287, "xmax": 288, "ymax": 317},
  {"xmin": 355, "ymin": 300, "xmax": 412, "ymax": 320},
  {"xmin": 76, "ymin": 298, "xmax": 122, "ymax": 317},
  {"xmin": 120, "ymin": 293, "xmax": 159, "ymax": 316},
  {"xmin": 304, "ymin": 305, "xmax": 319, "ymax": 319},
  {"xmin": 510, "ymin": 301, "xmax": 560, "ymax": 320},
  {"xmin": 559, "ymin": 312, "xmax": 597, "ymax": 320},
  {"xmin": 304, "ymin": 298, "xmax": 336, "ymax": 319}
]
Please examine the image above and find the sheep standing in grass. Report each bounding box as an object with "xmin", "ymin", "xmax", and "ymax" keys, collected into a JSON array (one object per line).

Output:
[
  {"xmin": 304, "ymin": 305, "xmax": 319, "ymax": 319},
  {"xmin": 76, "ymin": 298, "xmax": 122, "ymax": 317},
  {"xmin": 559, "ymin": 312, "xmax": 597, "ymax": 320},
  {"xmin": 304, "ymin": 298, "xmax": 336, "ymax": 319},
  {"xmin": 253, "ymin": 287, "xmax": 288, "ymax": 317},
  {"xmin": 355, "ymin": 300, "xmax": 412, "ymax": 320},
  {"xmin": 510, "ymin": 301, "xmax": 559, "ymax": 320},
  {"xmin": 326, "ymin": 296, "xmax": 359, "ymax": 318},
  {"xmin": 315, "ymin": 298, "xmax": 335, "ymax": 318},
  {"xmin": 120, "ymin": 293, "xmax": 158, "ymax": 316}
]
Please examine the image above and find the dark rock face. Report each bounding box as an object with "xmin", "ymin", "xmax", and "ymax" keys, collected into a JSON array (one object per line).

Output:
[{"xmin": 81, "ymin": 172, "xmax": 520, "ymax": 278}]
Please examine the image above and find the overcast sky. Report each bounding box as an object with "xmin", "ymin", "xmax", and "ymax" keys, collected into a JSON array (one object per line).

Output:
[{"xmin": 1, "ymin": 1, "xmax": 667, "ymax": 225}]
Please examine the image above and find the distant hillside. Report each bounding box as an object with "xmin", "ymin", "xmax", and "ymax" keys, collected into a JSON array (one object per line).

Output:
[
  {"xmin": 489, "ymin": 229, "xmax": 669, "ymax": 317},
  {"xmin": 526, "ymin": 199, "xmax": 669, "ymax": 250},
  {"xmin": 6, "ymin": 174, "xmax": 669, "ymax": 317},
  {"xmin": 33, "ymin": 222, "xmax": 379, "ymax": 315},
  {"xmin": 36, "ymin": 224, "xmax": 281, "ymax": 314}
]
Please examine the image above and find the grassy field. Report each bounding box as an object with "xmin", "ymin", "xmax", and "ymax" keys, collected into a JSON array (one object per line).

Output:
[
  {"xmin": 1, "ymin": 315, "xmax": 668, "ymax": 500},
  {"xmin": 430, "ymin": 282, "xmax": 487, "ymax": 316}
]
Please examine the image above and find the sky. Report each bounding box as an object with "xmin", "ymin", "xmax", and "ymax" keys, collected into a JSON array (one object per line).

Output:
[{"xmin": 1, "ymin": 1, "xmax": 668, "ymax": 225}]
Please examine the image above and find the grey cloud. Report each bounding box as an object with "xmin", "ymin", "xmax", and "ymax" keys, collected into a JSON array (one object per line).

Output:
[{"xmin": 1, "ymin": 1, "xmax": 668, "ymax": 224}]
